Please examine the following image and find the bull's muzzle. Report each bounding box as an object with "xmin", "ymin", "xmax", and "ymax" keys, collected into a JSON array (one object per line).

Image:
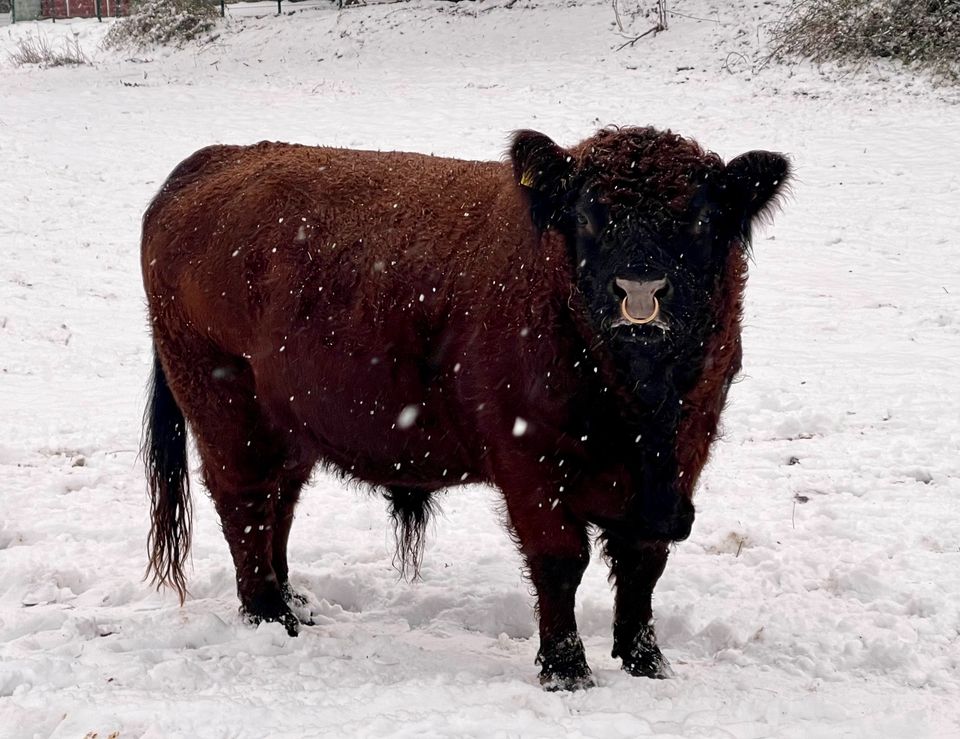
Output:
[{"xmin": 615, "ymin": 277, "xmax": 669, "ymax": 325}]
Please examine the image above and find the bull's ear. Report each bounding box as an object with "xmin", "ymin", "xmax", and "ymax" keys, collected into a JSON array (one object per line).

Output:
[
  {"xmin": 722, "ymin": 150, "xmax": 791, "ymax": 240},
  {"xmin": 509, "ymin": 130, "xmax": 574, "ymax": 231}
]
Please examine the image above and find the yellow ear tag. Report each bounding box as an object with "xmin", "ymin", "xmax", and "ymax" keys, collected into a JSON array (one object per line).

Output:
[{"xmin": 520, "ymin": 170, "xmax": 536, "ymax": 188}]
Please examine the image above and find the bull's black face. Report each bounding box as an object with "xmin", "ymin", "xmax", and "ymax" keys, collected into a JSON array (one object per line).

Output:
[
  {"xmin": 571, "ymin": 188, "xmax": 711, "ymax": 338},
  {"xmin": 567, "ymin": 181, "xmax": 724, "ymax": 402},
  {"xmin": 511, "ymin": 126, "xmax": 790, "ymax": 402}
]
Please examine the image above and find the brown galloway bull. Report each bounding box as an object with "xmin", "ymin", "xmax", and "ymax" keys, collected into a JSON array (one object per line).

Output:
[{"xmin": 141, "ymin": 126, "xmax": 789, "ymax": 690}]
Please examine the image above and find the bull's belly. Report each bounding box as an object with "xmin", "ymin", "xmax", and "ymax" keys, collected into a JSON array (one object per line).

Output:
[{"xmin": 252, "ymin": 351, "xmax": 481, "ymax": 491}]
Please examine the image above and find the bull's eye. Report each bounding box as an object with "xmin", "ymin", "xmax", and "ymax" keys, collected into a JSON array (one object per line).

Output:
[{"xmin": 576, "ymin": 213, "xmax": 589, "ymax": 227}]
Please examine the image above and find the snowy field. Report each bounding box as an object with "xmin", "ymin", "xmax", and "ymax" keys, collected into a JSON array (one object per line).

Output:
[{"xmin": 2, "ymin": 1, "xmax": 960, "ymax": 736}]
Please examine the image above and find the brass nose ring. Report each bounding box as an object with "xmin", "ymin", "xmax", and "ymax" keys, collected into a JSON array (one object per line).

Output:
[{"xmin": 620, "ymin": 296, "xmax": 660, "ymax": 325}]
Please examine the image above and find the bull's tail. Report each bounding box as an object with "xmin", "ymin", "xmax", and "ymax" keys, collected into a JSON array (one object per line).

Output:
[
  {"xmin": 384, "ymin": 487, "xmax": 436, "ymax": 579},
  {"xmin": 142, "ymin": 347, "xmax": 192, "ymax": 603}
]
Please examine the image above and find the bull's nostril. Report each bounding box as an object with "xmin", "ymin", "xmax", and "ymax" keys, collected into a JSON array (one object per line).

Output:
[{"xmin": 654, "ymin": 279, "xmax": 673, "ymax": 302}]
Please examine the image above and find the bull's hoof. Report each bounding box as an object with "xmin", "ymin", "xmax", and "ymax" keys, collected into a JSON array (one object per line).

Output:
[
  {"xmin": 241, "ymin": 602, "xmax": 301, "ymax": 637},
  {"xmin": 537, "ymin": 633, "xmax": 595, "ymax": 691},
  {"xmin": 540, "ymin": 669, "xmax": 596, "ymax": 692},
  {"xmin": 617, "ymin": 626, "xmax": 674, "ymax": 679},
  {"xmin": 622, "ymin": 649, "xmax": 674, "ymax": 679}
]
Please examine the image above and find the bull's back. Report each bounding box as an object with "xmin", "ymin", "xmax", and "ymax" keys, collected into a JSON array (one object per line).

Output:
[
  {"xmin": 143, "ymin": 142, "xmax": 518, "ymax": 344},
  {"xmin": 143, "ymin": 142, "xmax": 511, "ymax": 295}
]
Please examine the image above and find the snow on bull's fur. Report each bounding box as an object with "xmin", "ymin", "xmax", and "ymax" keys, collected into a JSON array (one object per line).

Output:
[{"xmin": 140, "ymin": 126, "xmax": 790, "ymax": 690}]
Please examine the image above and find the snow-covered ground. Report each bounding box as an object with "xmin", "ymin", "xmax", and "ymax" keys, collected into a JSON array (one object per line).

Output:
[{"xmin": 2, "ymin": 1, "xmax": 959, "ymax": 736}]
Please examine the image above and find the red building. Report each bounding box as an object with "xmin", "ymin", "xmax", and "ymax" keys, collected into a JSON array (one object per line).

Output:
[
  {"xmin": 41, "ymin": 0, "xmax": 130, "ymax": 17},
  {"xmin": 12, "ymin": 0, "xmax": 131, "ymax": 20}
]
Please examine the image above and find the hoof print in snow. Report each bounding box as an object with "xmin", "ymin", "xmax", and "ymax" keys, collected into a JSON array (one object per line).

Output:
[{"xmin": 282, "ymin": 583, "xmax": 320, "ymax": 626}]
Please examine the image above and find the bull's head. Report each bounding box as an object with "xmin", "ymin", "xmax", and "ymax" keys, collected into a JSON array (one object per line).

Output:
[{"xmin": 512, "ymin": 126, "xmax": 790, "ymax": 404}]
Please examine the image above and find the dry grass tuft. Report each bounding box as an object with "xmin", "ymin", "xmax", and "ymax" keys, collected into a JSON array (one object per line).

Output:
[{"xmin": 9, "ymin": 33, "xmax": 89, "ymax": 67}]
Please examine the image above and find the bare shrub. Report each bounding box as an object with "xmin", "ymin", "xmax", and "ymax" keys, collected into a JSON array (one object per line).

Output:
[
  {"xmin": 769, "ymin": 0, "xmax": 960, "ymax": 82},
  {"xmin": 102, "ymin": 0, "xmax": 219, "ymax": 50},
  {"xmin": 9, "ymin": 33, "xmax": 89, "ymax": 67},
  {"xmin": 613, "ymin": 0, "xmax": 669, "ymax": 50}
]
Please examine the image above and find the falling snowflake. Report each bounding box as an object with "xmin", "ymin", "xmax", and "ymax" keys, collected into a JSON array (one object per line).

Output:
[{"xmin": 397, "ymin": 405, "xmax": 420, "ymax": 429}]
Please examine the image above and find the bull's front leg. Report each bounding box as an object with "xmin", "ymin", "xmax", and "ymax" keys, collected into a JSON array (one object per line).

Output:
[
  {"xmin": 528, "ymin": 548, "xmax": 593, "ymax": 690},
  {"xmin": 502, "ymin": 488, "xmax": 594, "ymax": 690},
  {"xmin": 604, "ymin": 538, "xmax": 673, "ymax": 678}
]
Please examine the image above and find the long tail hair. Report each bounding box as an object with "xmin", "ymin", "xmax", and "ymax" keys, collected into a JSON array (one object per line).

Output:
[{"xmin": 142, "ymin": 348, "xmax": 192, "ymax": 602}]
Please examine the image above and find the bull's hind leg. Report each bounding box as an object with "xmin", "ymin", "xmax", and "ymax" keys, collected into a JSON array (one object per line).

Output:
[
  {"xmin": 604, "ymin": 539, "xmax": 672, "ymax": 678},
  {"xmin": 156, "ymin": 337, "xmax": 314, "ymax": 635},
  {"xmin": 500, "ymin": 487, "xmax": 593, "ymax": 691},
  {"xmin": 208, "ymin": 466, "xmax": 312, "ymax": 635},
  {"xmin": 272, "ymin": 474, "xmax": 312, "ymax": 610}
]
